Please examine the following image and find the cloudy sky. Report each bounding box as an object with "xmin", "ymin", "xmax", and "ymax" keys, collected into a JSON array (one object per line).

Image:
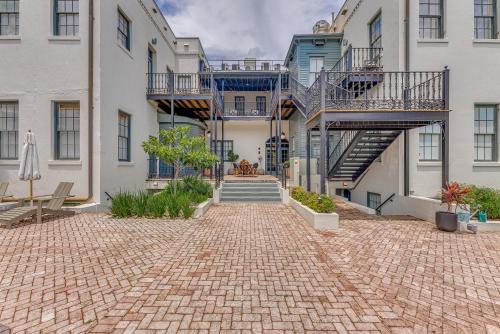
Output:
[{"xmin": 157, "ymin": 0, "xmax": 343, "ymax": 60}]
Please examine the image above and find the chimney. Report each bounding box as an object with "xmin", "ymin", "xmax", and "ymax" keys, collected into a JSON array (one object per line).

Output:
[{"xmin": 331, "ymin": 12, "xmax": 336, "ymax": 26}]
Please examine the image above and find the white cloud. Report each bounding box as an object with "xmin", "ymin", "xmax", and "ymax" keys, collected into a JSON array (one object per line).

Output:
[{"xmin": 157, "ymin": 0, "xmax": 343, "ymax": 60}]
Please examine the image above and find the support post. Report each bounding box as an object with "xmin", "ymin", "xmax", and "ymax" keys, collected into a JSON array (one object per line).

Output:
[
  {"xmin": 269, "ymin": 116, "xmax": 272, "ymax": 175},
  {"xmin": 277, "ymin": 72, "xmax": 282, "ymax": 178},
  {"xmin": 221, "ymin": 116, "xmax": 225, "ymax": 177},
  {"xmin": 171, "ymin": 96, "xmax": 175, "ymax": 179},
  {"xmin": 442, "ymin": 67, "xmax": 450, "ymax": 188},
  {"xmin": 319, "ymin": 114, "xmax": 327, "ymax": 194},
  {"xmin": 209, "ymin": 97, "xmax": 214, "ymax": 179},
  {"xmin": 404, "ymin": 130, "xmax": 410, "ymax": 196},
  {"xmin": 306, "ymin": 130, "xmax": 311, "ymax": 192},
  {"xmin": 275, "ymin": 111, "xmax": 279, "ymax": 176}
]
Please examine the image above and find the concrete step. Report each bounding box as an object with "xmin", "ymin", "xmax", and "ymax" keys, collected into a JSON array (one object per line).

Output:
[
  {"xmin": 220, "ymin": 195, "xmax": 282, "ymax": 202},
  {"xmin": 222, "ymin": 189, "xmax": 280, "ymax": 194},
  {"xmin": 222, "ymin": 183, "xmax": 278, "ymax": 188}
]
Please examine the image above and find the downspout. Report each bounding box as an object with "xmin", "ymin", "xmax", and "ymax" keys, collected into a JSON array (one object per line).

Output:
[
  {"xmin": 86, "ymin": 0, "xmax": 94, "ymax": 202},
  {"xmin": 403, "ymin": 0, "xmax": 410, "ymax": 196}
]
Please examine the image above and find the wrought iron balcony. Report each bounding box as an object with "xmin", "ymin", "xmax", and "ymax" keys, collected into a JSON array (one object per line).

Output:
[
  {"xmin": 306, "ymin": 69, "xmax": 447, "ymax": 119},
  {"xmin": 147, "ymin": 72, "xmax": 213, "ymax": 96},
  {"xmin": 209, "ymin": 59, "xmax": 286, "ymax": 72},
  {"xmin": 224, "ymin": 102, "xmax": 268, "ymax": 118},
  {"xmin": 331, "ymin": 46, "xmax": 383, "ymax": 72}
]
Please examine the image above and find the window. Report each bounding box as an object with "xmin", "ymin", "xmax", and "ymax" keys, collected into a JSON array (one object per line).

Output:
[
  {"xmin": 367, "ymin": 192, "xmax": 382, "ymax": 210},
  {"xmin": 311, "ymin": 135, "xmax": 320, "ymax": 158},
  {"xmin": 216, "ymin": 140, "xmax": 233, "ymax": 161},
  {"xmin": 235, "ymin": 96, "xmax": 245, "ymax": 114},
  {"xmin": 419, "ymin": 0, "xmax": 444, "ymax": 39},
  {"xmin": 419, "ymin": 124, "xmax": 441, "ymax": 161},
  {"xmin": 117, "ymin": 10, "xmax": 130, "ymax": 50},
  {"xmin": 309, "ymin": 57, "xmax": 324, "ymax": 86},
  {"xmin": 369, "ymin": 13, "xmax": 382, "ymax": 48},
  {"xmin": 0, "ymin": 102, "xmax": 18, "ymax": 159},
  {"xmin": 54, "ymin": 0, "xmax": 79, "ymax": 36},
  {"xmin": 118, "ymin": 112, "xmax": 131, "ymax": 161},
  {"xmin": 474, "ymin": 105, "xmax": 497, "ymax": 161},
  {"xmin": 55, "ymin": 102, "xmax": 80, "ymax": 160},
  {"xmin": 475, "ymin": 0, "xmax": 498, "ymax": 39},
  {"xmin": 0, "ymin": 0, "xmax": 19, "ymax": 35},
  {"xmin": 256, "ymin": 96, "xmax": 266, "ymax": 114}
]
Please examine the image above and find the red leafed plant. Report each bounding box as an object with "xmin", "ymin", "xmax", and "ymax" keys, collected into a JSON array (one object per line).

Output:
[{"xmin": 441, "ymin": 182, "xmax": 471, "ymax": 213}]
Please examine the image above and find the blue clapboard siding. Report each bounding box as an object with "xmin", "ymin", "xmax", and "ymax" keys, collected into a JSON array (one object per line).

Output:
[{"xmin": 296, "ymin": 40, "xmax": 342, "ymax": 87}]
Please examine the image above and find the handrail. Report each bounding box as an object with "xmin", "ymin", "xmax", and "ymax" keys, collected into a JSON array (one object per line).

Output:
[
  {"xmin": 376, "ymin": 193, "xmax": 396, "ymax": 215},
  {"xmin": 328, "ymin": 130, "xmax": 359, "ymax": 175}
]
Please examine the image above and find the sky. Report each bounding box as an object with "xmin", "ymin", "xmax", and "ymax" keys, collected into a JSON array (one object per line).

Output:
[{"xmin": 157, "ymin": 0, "xmax": 343, "ymax": 60}]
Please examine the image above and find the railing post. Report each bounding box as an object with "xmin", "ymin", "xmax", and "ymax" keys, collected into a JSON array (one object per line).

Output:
[
  {"xmin": 306, "ymin": 129, "xmax": 311, "ymax": 192},
  {"xmin": 347, "ymin": 45, "xmax": 353, "ymax": 71},
  {"xmin": 320, "ymin": 68, "xmax": 326, "ymax": 111},
  {"xmin": 441, "ymin": 66, "xmax": 450, "ymax": 188}
]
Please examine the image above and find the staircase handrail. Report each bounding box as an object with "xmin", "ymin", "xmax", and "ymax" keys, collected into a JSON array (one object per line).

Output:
[
  {"xmin": 328, "ymin": 130, "xmax": 359, "ymax": 174},
  {"xmin": 376, "ymin": 193, "xmax": 396, "ymax": 215}
]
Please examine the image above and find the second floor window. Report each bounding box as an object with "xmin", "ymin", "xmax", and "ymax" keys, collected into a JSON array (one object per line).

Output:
[
  {"xmin": 235, "ymin": 96, "xmax": 245, "ymax": 114},
  {"xmin": 54, "ymin": 0, "xmax": 79, "ymax": 36},
  {"xmin": 369, "ymin": 13, "xmax": 382, "ymax": 49},
  {"xmin": 474, "ymin": 105, "xmax": 497, "ymax": 161},
  {"xmin": 0, "ymin": 0, "xmax": 19, "ymax": 36},
  {"xmin": 0, "ymin": 102, "xmax": 18, "ymax": 160},
  {"xmin": 117, "ymin": 10, "xmax": 130, "ymax": 50},
  {"xmin": 474, "ymin": 0, "xmax": 498, "ymax": 39},
  {"xmin": 256, "ymin": 96, "xmax": 266, "ymax": 114},
  {"xmin": 309, "ymin": 57, "xmax": 324, "ymax": 86},
  {"xmin": 55, "ymin": 102, "xmax": 80, "ymax": 160},
  {"xmin": 419, "ymin": 0, "xmax": 444, "ymax": 39}
]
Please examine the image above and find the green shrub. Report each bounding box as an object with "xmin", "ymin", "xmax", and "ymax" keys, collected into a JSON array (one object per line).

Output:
[
  {"xmin": 191, "ymin": 193, "xmax": 209, "ymax": 204},
  {"xmin": 182, "ymin": 176, "xmax": 213, "ymax": 198},
  {"xmin": 110, "ymin": 191, "xmax": 135, "ymax": 218},
  {"xmin": 464, "ymin": 185, "xmax": 500, "ymax": 219},
  {"xmin": 291, "ymin": 187, "xmax": 335, "ymax": 214},
  {"xmin": 132, "ymin": 191, "xmax": 151, "ymax": 217},
  {"xmin": 178, "ymin": 194, "xmax": 196, "ymax": 219},
  {"xmin": 145, "ymin": 192, "xmax": 168, "ymax": 218},
  {"xmin": 165, "ymin": 193, "xmax": 182, "ymax": 218}
]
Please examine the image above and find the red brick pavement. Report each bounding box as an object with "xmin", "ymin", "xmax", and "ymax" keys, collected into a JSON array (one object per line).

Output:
[{"xmin": 0, "ymin": 203, "xmax": 499, "ymax": 333}]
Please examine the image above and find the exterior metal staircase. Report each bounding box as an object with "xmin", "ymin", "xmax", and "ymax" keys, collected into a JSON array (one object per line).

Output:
[{"xmin": 328, "ymin": 130, "xmax": 401, "ymax": 181}]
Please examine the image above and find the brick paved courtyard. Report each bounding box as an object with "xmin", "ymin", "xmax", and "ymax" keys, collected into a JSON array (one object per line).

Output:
[{"xmin": 0, "ymin": 203, "xmax": 499, "ymax": 333}]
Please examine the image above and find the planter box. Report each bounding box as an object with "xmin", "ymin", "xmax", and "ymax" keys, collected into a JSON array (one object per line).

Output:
[
  {"xmin": 193, "ymin": 198, "xmax": 213, "ymax": 218},
  {"xmin": 289, "ymin": 198, "xmax": 339, "ymax": 231}
]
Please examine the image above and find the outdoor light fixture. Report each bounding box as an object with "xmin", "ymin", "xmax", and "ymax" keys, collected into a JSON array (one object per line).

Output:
[
  {"xmin": 152, "ymin": 38, "xmax": 157, "ymax": 45},
  {"xmin": 281, "ymin": 132, "xmax": 286, "ymax": 140}
]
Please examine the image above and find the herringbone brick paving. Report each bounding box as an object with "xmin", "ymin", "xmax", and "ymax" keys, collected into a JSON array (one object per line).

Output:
[{"xmin": 0, "ymin": 202, "xmax": 499, "ymax": 333}]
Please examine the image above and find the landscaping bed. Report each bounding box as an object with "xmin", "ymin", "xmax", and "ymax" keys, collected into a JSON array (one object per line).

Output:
[
  {"xmin": 110, "ymin": 176, "xmax": 213, "ymax": 219},
  {"xmin": 289, "ymin": 187, "xmax": 339, "ymax": 231}
]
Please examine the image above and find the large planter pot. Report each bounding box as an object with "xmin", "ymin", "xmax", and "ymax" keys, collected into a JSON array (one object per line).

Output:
[{"xmin": 436, "ymin": 211, "xmax": 458, "ymax": 232}]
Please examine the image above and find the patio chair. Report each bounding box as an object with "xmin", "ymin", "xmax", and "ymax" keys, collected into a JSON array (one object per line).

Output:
[
  {"xmin": 0, "ymin": 182, "xmax": 13, "ymax": 203},
  {"xmin": 0, "ymin": 182, "xmax": 75, "ymax": 229}
]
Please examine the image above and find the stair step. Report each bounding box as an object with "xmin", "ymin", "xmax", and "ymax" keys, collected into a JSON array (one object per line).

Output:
[
  {"xmin": 222, "ymin": 183, "xmax": 278, "ymax": 188},
  {"xmin": 221, "ymin": 195, "xmax": 281, "ymax": 202}
]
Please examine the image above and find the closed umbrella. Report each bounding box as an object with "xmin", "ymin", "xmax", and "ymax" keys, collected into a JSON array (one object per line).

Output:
[{"xmin": 18, "ymin": 130, "xmax": 41, "ymax": 199}]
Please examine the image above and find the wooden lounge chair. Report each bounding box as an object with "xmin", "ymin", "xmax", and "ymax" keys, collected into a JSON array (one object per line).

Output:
[
  {"xmin": 0, "ymin": 182, "xmax": 13, "ymax": 203},
  {"xmin": 0, "ymin": 182, "xmax": 75, "ymax": 229}
]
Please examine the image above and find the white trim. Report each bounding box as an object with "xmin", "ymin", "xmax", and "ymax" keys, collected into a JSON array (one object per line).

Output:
[
  {"xmin": 417, "ymin": 161, "xmax": 442, "ymax": 167},
  {"xmin": 417, "ymin": 39, "xmax": 449, "ymax": 44},
  {"xmin": 0, "ymin": 36, "xmax": 21, "ymax": 41},
  {"xmin": 0, "ymin": 160, "xmax": 20, "ymax": 166},
  {"xmin": 48, "ymin": 36, "xmax": 81, "ymax": 42},
  {"xmin": 472, "ymin": 162, "xmax": 500, "ymax": 168},
  {"xmin": 473, "ymin": 39, "xmax": 500, "ymax": 44},
  {"xmin": 117, "ymin": 42, "xmax": 133, "ymax": 59},
  {"xmin": 117, "ymin": 161, "xmax": 135, "ymax": 167},
  {"xmin": 48, "ymin": 160, "xmax": 82, "ymax": 166}
]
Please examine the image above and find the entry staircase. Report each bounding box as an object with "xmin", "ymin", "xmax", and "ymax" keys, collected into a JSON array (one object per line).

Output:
[
  {"xmin": 328, "ymin": 130, "xmax": 401, "ymax": 181},
  {"xmin": 220, "ymin": 181, "xmax": 281, "ymax": 202}
]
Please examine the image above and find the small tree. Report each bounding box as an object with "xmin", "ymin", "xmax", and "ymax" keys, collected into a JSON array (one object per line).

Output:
[{"xmin": 142, "ymin": 126, "xmax": 218, "ymax": 193}]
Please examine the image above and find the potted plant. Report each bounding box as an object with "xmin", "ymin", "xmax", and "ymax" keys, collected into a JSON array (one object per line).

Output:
[
  {"xmin": 283, "ymin": 160, "xmax": 290, "ymax": 178},
  {"xmin": 437, "ymin": 182, "xmax": 471, "ymax": 232},
  {"xmin": 227, "ymin": 150, "xmax": 239, "ymax": 174}
]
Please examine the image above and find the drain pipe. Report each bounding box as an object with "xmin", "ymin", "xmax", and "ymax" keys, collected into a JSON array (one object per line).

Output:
[
  {"xmin": 403, "ymin": 0, "xmax": 410, "ymax": 196},
  {"xmin": 87, "ymin": 0, "xmax": 94, "ymax": 202}
]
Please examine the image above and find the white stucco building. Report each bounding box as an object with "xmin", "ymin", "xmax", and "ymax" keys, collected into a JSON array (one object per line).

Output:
[
  {"xmin": 0, "ymin": 0, "xmax": 206, "ymax": 207},
  {"xmin": 328, "ymin": 0, "xmax": 500, "ymax": 211}
]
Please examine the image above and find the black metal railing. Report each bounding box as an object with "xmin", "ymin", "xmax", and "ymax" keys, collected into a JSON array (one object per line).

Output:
[
  {"xmin": 148, "ymin": 158, "xmax": 200, "ymax": 179},
  {"xmin": 375, "ymin": 193, "xmax": 396, "ymax": 215},
  {"xmin": 224, "ymin": 102, "xmax": 268, "ymax": 117},
  {"xmin": 289, "ymin": 76, "xmax": 307, "ymax": 106},
  {"xmin": 146, "ymin": 72, "xmax": 213, "ymax": 95},
  {"xmin": 331, "ymin": 46, "xmax": 384, "ymax": 73},
  {"xmin": 214, "ymin": 161, "xmax": 223, "ymax": 189},
  {"xmin": 209, "ymin": 59, "xmax": 286, "ymax": 72},
  {"xmin": 328, "ymin": 131, "xmax": 359, "ymax": 174},
  {"xmin": 305, "ymin": 69, "xmax": 447, "ymax": 119}
]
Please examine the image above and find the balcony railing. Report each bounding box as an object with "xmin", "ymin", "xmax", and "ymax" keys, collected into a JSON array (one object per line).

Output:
[
  {"xmin": 306, "ymin": 69, "xmax": 447, "ymax": 119},
  {"xmin": 148, "ymin": 158, "xmax": 200, "ymax": 179},
  {"xmin": 331, "ymin": 46, "xmax": 383, "ymax": 72},
  {"xmin": 224, "ymin": 102, "xmax": 268, "ymax": 117},
  {"xmin": 209, "ymin": 59, "xmax": 286, "ymax": 72},
  {"xmin": 147, "ymin": 72, "xmax": 213, "ymax": 96}
]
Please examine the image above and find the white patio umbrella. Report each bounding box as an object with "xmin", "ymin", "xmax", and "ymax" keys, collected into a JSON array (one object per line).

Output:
[{"xmin": 18, "ymin": 130, "xmax": 41, "ymax": 199}]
